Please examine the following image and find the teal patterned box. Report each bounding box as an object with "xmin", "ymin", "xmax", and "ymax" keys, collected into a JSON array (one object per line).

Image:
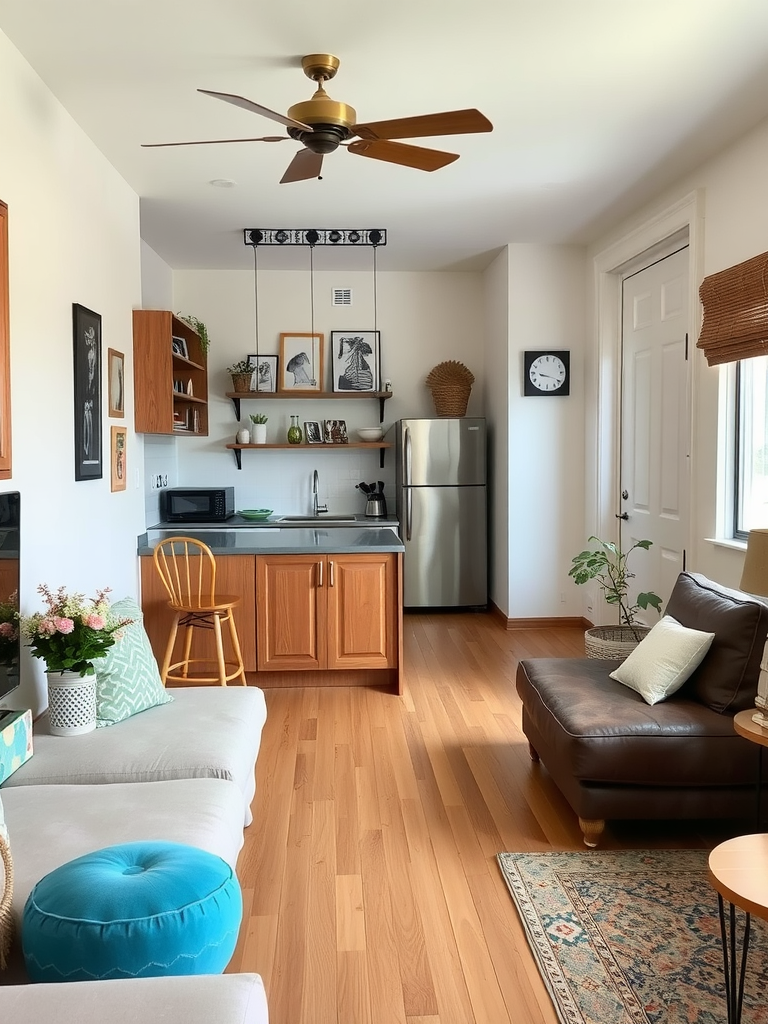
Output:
[{"xmin": 0, "ymin": 708, "xmax": 33, "ymax": 783}]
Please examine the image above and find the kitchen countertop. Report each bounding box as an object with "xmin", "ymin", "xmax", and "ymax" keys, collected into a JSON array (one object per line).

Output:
[
  {"xmin": 148, "ymin": 513, "xmax": 399, "ymax": 530},
  {"xmin": 138, "ymin": 525, "xmax": 404, "ymax": 556}
]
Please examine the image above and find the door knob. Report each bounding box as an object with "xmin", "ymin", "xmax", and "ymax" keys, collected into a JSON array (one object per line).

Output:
[{"xmin": 616, "ymin": 512, "xmax": 629, "ymax": 520}]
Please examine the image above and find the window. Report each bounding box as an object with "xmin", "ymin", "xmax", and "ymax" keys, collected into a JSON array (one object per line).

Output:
[{"xmin": 735, "ymin": 356, "xmax": 768, "ymax": 536}]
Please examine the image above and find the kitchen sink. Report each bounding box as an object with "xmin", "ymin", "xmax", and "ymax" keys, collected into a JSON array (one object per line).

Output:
[{"xmin": 277, "ymin": 515, "xmax": 357, "ymax": 525}]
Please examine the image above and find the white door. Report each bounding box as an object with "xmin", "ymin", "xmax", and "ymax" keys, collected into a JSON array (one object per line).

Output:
[{"xmin": 620, "ymin": 246, "xmax": 690, "ymax": 617}]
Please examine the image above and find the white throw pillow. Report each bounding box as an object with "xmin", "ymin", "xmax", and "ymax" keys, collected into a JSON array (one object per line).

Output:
[{"xmin": 609, "ymin": 615, "xmax": 716, "ymax": 705}]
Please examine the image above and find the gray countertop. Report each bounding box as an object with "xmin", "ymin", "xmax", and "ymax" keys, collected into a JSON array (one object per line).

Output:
[{"xmin": 138, "ymin": 525, "xmax": 404, "ymax": 556}]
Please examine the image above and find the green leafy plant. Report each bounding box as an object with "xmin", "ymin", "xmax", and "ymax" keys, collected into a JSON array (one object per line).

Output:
[
  {"xmin": 249, "ymin": 412, "xmax": 268, "ymax": 424},
  {"xmin": 569, "ymin": 536, "xmax": 663, "ymax": 635},
  {"xmin": 227, "ymin": 359, "xmax": 255, "ymax": 374},
  {"xmin": 177, "ymin": 314, "xmax": 210, "ymax": 355}
]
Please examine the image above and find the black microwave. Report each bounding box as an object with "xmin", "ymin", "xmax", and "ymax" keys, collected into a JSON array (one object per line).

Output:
[{"xmin": 164, "ymin": 487, "xmax": 235, "ymax": 523}]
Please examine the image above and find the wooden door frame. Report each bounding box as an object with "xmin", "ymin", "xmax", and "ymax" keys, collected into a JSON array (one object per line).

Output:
[{"xmin": 588, "ymin": 190, "xmax": 703, "ymax": 611}]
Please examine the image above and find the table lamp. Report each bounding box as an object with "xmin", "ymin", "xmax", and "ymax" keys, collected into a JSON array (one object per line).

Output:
[{"xmin": 740, "ymin": 528, "xmax": 768, "ymax": 727}]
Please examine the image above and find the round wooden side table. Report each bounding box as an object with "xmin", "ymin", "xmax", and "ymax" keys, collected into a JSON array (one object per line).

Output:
[
  {"xmin": 734, "ymin": 709, "xmax": 768, "ymax": 829},
  {"xmin": 708, "ymin": 834, "xmax": 768, "ymax": 1024}
]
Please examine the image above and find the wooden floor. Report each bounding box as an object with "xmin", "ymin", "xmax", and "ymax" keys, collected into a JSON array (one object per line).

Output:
[{"xmin": 230, "ymin": 611, "xmax": 738, "ymax": 1024}]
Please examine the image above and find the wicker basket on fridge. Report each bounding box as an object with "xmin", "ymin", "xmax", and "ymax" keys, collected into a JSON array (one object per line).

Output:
[
  {"xmin": 425, "ymin": 360, "xmax": 475, "ymax": 417},
  {"xmin": 584, "ymin": 625, "xmax": 651, "ymax": 659}
]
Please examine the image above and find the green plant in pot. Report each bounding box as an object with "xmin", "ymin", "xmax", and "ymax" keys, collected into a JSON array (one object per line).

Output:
[
  {"xmin": 176, "ymin": 314, "xmax": 210, "ymax": 355},
  {"xmin": 249, "ymin": 412, "xmax": 268, "ymax": 444},
  {"xmin": 569, "ymin": 536, "xmax": 663, "ymax": 656},
  {"xmin": 227, "ymin": 359, "xmax": 255, "ymax": 394}
]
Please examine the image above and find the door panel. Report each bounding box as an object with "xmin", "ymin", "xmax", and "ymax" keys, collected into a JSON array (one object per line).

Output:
[
  {"xmin": 326, "ymin": 554, "xmax": 395, "ymax": 669},
  {"xmin": 620, "ymin": 247, "xmax": 689, "ymax": 616},
  {"xmin": 256, "ymin": 555, "xmax": 324, "ymax": 670}
]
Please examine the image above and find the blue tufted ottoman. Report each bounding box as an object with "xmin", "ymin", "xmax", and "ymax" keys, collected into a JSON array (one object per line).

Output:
[{"xmin": 21, "ymin": 841, "xmax": 242, "ymax": 982}]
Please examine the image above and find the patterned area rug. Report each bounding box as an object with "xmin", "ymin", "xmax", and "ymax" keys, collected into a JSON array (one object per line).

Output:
[{"xmin": 497, "ymin": 849, "xmax": 768, "ymax": 1024}]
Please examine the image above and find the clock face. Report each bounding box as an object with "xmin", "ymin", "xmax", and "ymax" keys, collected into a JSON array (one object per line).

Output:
[{"xmin": 523, "ymin": 350, "xmax": 570, "ymax": 396}]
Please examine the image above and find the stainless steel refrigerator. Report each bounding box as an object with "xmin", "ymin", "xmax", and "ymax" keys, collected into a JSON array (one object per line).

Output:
[{"xmin": 396, "ymin": 417, "xmax": 487, "ymax": 608}]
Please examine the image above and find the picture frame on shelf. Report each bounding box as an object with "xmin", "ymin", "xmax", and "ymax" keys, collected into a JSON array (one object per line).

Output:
[
  {"xmin": 110, "ymin": 425, "xmax": 127, "ymax": 492},
  {"xmin": 278, "ymin": 333, "xmax": 324, "ymax": 392},
  {"xmin": 107, "ymin": 348, "xmax": 124, "ymax": 418},
  {"xmin": 323, "ymin": 419, "xmax": 348, "ymax": 444},
  {"xmin": 72, "ymin": 302, "xmax": 102, "ymax": 481},
  {"xmin": 304, "ymin": 420, "xmax": 323, "ymax": 444},
  {"xmin": 330, "ymin": 330, "xmax": 380, "ymax": 393},
  {"xmin": 247, "ymin": 353, "xmax": 278, "ymax": 393},
  {"xmin": 171, "ymin": 336, "xmax": 188, "ymax": 359}
]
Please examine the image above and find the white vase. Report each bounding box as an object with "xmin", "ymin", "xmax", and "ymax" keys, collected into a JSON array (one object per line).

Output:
[
  {"xmin": 251, "ymin": 423, "xmax": 267, "ymax": 444},
  {"xmin": 47, "ymin": 669, "xmax": 96, "ymax": 736}
]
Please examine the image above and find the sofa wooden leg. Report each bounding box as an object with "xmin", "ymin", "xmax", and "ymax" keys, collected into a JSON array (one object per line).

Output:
[
  {"xmin": 579, "ymin": 818, "xmax": 605, "ymax": 848},
  {"xmin": 528, "ymin": 741, "xmax": 540, "ymax": 763}
]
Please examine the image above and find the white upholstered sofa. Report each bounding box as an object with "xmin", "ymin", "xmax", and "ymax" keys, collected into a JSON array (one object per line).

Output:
[{"xmin": 0, "ymin": 683, "xmax": 269, "ymax": 1023}]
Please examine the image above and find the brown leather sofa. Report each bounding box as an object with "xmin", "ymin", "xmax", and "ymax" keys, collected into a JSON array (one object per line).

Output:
[{"xmin": 517, "ymin": 572, "xmax": 768, "ymax": 846}]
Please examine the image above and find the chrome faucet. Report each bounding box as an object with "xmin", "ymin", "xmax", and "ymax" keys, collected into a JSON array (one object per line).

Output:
[{"xmin": 313, "ymin": 469, "xmax": 328, "ymax": 517}]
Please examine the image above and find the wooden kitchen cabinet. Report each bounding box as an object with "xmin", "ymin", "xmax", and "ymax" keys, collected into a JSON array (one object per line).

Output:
[
  {"xmin": 133, "ymin": 310, "xmax": 208, "ymax": 436},
  {"xmin": 256, "ymin": 552, "xmax": 398, "ymax": 673}
]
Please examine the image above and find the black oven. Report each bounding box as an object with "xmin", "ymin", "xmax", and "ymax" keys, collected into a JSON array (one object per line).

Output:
[{"xmin": 164, "ymin": 487, "xmax": 235, "ymax": 523}]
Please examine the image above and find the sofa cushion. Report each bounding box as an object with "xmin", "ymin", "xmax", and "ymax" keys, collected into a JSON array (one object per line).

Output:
[
  {"xmin": 95, "ymin": 597, "xmax": 173, "ymax": 727},
  {"xmin": 665, "ymin": 571, "xmax": 768, "ymax": 713},
  {"xmin": 0, "ymin": 792, "xmax": 9, "ymax": 970},
  {"xmin": 23, "ymin": 841, "xmax": 242, "ymax": 982},
  {"xmin": 516, "ymin": 658, "xmax": 759, "ymax": 786},
  {"xmin": 0, "ymin": 974, "xmax": 270, "ymax": 1024},
  {"xmin": 609, "ymin": 615, "xmax": 715, "ymax": 705}
]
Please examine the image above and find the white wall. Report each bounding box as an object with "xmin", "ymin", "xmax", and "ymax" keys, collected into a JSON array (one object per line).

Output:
[
  {"xmin": 171, "ymin": 269, "xmax": 485, "ymax": 517},
  {"xmin": 587, "ymin": 112, "xmax": 768, "ymax": 592},
  {"xmin": 0, "ymin": 28, "xmax": 144, "ymax": 712}
]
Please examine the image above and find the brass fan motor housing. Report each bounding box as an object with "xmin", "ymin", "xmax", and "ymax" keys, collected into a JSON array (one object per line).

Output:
[{"xmin": 288, "ymin": 89, "xmax": 357, "ymax": 132}]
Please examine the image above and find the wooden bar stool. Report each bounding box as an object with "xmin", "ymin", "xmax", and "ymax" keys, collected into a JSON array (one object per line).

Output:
[{"xmin": 152, "ymin": 536, "xmax": 246, "ymax": 686}]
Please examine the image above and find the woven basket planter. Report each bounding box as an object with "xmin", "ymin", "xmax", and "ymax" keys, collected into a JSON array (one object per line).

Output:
[
  {"xmin": 584, "ymin": 625, "xmax": 651, "ymax": 659},
  {"xmin": 425, "ymin": 360, "xmax": 475, "ymax": 417},
  {"xmin": 230, "ymin": 372, "xmax": 253, "ymax": 394}
]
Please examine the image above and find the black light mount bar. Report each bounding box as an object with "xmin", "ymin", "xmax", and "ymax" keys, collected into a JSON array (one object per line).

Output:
[{"xmin": 243, "ymin": 228, "xmax": 386, "ymax": 247}]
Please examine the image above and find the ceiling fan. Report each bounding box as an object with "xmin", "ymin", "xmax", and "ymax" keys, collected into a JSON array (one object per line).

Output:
[{"xmin": 142, "ymin": 53, "xmax": 493, "ymax": 183}]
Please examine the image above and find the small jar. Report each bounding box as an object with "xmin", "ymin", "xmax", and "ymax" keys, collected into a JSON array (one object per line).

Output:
[
  {"xmin": 287, "ymin": 415, "xmax": 303, "ymax": 445},
  {"xmin": 236, "ymin": 428, "xmax": 250, "ymax": 444}
]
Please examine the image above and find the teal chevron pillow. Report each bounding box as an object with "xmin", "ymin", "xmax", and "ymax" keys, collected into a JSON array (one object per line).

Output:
[{"xmin": 94, "ymin": 597, "xmax": 173, "ymax": 727}]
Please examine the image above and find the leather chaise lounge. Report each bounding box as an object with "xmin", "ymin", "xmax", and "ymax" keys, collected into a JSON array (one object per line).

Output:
[{"xmin": 516, "ymin": 572, "xmax": 768, "ymax": 846}]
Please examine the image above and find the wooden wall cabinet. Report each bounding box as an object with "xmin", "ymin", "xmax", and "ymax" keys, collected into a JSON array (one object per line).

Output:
[
  {"xmin": 0, "ymin": 202, "xmax": 11, "ymax": 479},
  {"xmin": 255, "ymin": 553, "xmax": 398, "ymax": 672},
  {"xmin": 133, "ymin": 310, "xmax": 208, "ymax": 435}
]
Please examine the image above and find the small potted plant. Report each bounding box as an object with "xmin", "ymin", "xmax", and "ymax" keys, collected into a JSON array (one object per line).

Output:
[
  {"xmin": 227, "ymin": 360, "xmax": 255, "ymax": 394},
  {"xmin": 569, "ymin": 536, "xmax": 663, "ymax": 657},
  {"xmin": 176, "ymin": 314, "xmax": 210, "ymax": 355},
  {"xmin": 249, "ymin": 412, "xmax": 268, "ymax": 444}
]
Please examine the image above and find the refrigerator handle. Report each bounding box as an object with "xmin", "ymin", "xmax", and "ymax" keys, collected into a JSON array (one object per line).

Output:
[
  {"xmin": 404, "ymin": 426, "xmax": 412, "ymax": 489},
  {"xmin": 405, "ymin": 488, "xmax": 412, "ymax": 542}
]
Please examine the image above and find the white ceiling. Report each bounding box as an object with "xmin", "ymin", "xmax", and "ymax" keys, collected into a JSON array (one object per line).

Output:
[{"xmin": 3, "ymin": 0, "xmax": 768, "ymax": 272}]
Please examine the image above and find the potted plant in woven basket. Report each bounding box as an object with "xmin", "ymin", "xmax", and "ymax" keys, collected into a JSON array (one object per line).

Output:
[
  {"xmin": 569, "ymin": 536, "xmax": 663, "ymax": 658},
  {"xmin": 227, "ymin": 359, "xmax": 255, "ymax": 394},
  {"xmin": 425, "ymin": 360, "xmax": 475, "ymax": 417}
]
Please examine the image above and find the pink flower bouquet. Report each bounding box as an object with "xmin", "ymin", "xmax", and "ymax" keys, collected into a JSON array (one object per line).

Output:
[{"xmin": 21, "ymin": 584, "xmax": 133, "ymax": 676}]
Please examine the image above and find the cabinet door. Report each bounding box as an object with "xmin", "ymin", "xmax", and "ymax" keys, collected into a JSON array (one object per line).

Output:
[
  {"xmin": 326, "ymin": 554, "xmax": 397, "ymax": 669},
  {"xmin": 256, "ymin": 555, "xmax": 326, "ymax": 671}
]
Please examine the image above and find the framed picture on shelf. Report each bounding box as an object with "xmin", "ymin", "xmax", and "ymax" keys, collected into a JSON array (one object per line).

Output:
[
  {"xmin": 323, "ymin": 419, "xmax": 348, "ymax": 444},
  {"xmin": 171, "ymin": 336, "xmax": 188, "ymax": 359},
  {"xmin": 110, "ymin": 425, "xmax": 127, "ymax": 492},
  {"xmin": 330, "ymin": 330, "xmax": 380, "ymax": 393},
  {"xmin": 107, "ymin": 348, "xmax": 124, "ymax": 418},
  {"xmin": 304, "ymin": 420, "xmax": 323, "ymax": 444},
  {"xmin": 72, "ymin": 302, "xmax": 102, "ymax": 481},
  {"xmin": 278, "ymin": 333, "xmax": 324, "ymax": 392},
  {"xmin": 247, "ymin": 353, "xmax": 278, "ymax": 393}
]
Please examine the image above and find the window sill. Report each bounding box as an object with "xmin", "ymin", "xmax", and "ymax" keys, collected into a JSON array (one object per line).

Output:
[{"xmin": 705, "ymin": 537, "xmax": 747, "ymax": 553}]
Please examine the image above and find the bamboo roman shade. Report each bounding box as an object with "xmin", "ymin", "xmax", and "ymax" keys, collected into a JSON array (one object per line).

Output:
[{"xmin": 697, "ymin": 250, "xmax": 768, "ymax": 365}]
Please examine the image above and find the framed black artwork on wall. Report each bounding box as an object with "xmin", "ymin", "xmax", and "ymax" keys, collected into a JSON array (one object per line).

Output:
[{"xmin": 73, "ymin": 303, "xmax": 103, "ymax": 480}]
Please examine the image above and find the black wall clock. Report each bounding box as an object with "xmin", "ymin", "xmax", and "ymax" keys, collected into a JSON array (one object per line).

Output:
[{"xmin": 523, "ymin": 350, "xmax": 570, "ymax": 396}]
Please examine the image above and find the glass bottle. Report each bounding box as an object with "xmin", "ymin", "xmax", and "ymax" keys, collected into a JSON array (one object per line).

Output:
[{"xmin": 287, "ymin": 415, "xmax": 302, "ymax": 445}]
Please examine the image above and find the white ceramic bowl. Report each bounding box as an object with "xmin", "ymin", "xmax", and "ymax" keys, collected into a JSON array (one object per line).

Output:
[{"xmin": 357, "ymin": 427, "xmax": 384, "ymax": 442}]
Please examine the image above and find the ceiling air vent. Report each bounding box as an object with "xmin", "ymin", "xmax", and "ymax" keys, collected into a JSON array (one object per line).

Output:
[{"xmin": 332, "ymin": 288, "xmax": 352, "ymax": 307}]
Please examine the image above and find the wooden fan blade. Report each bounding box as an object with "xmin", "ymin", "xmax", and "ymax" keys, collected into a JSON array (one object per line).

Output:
[
  {"xmin": 348, "ymin": 139, "xmax": 458, "ymax": 171},
  {"xmin": 353, "ymin": 108, "xmax": 492, "ymax": 141},
  {"xmin": 142, "ymin": 136, "xmax": 288, "ymax": 148},
  {"xmin": 198, "ymin": 89, "xmax": 311, "ymax": 131},
  {"xmin": 280, "ymin": 148, "xmax": 324, "ymax": 184}
]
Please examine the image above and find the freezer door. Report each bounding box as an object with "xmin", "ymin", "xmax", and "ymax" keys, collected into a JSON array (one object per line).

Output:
[
  {"xmin": 402, "ymin": 484, "xmax": 487, "ymax": 607},
  {"xmin": 398, "ymin": 418, "xmax": 485, "ymax": 487}
]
